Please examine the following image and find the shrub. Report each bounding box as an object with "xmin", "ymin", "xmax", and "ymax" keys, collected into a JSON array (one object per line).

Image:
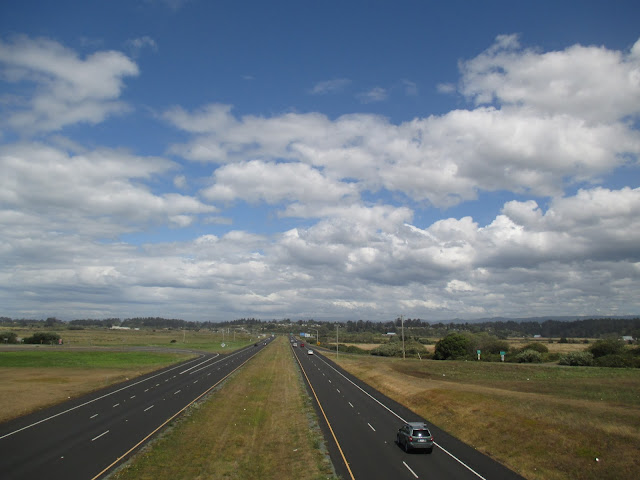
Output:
[
  {"xmin": 475, "ymin": 336, "xmax": 510, "ymax": 355},
  {"xmin": 434, "ymin": 333, "xmax": 471, "ymax": 360},
  {"xmin": 588, "ymin": 339, "xmax": 625, "ymax": 358},
  {"xmin": 558, "ymin": 351, "xmax": 594, "ymax": 366},
  {"xmin": 23, "ymin": 332, "xmax": 61, "ymax": 344},
  {"xmin": 516, "ymin": 349, "xmax": 542, "ymax": 363},
  {"xmin": 341, "ymin": 344, "xmax": 368, "ymax": 355},
  {"xmin": 370, "ymin": 340, "xmax": 423, "ymax": 357},
  {"xmin": 520, "ymin": 342, "xmax": 549, "ymax": 354},
  {"xmin": 593, "ymin": 354, "xmax": 633, "ymax": 368},
  {"xmin": 0, "ymin": 331, "xmax": 19, "ymax": 344}
]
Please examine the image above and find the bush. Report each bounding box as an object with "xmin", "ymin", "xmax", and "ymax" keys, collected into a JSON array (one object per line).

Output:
[
  {"xmin": 588, "ymin": 339, "xmax": 625, "ymax": 358},
  {"xmin": 593, "ymin": 354, "xmax": 633, "ymax": 368},
  {"xmin": 475, "ymin": 335, "xmax": 510, "ymax": 355},
  {"xmin": 23, "ymin": 332, "xmax": 61, "ymax": 344},
  {"xmin": 558, "ymin": 351, "xmax": 594, "ymax": 366},
  {"xmin": 520, "ymin": 342, "xmax": 549, "ymax": 354},
  {"xmin": 370, "ymin": 340, "xmax": 423, "ymax": 357},
  {"xmin": 434, "ymin": 333, "xmax": 471, "ymax": 360},
  {"xmin": 516, "ymin": 349, "xmax": 542, "ymax": 363},
  {"xmin": 341, "ymin": 344, "xmax": 368, "ymax": 355},
  {"xmin": 0, "ymin": 331, "xmax": 19, "ymax": 344}
]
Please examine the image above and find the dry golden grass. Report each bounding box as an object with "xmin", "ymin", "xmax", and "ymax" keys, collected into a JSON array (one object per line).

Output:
[
  {"xmin": 111, "ymin": 336, "xmax": 336, "ymax": 480},
  {"xmin": 508, "ymin": 338, "xmax": 590, "ymax": 354},
  {"xmin": 334, "ymin": 354, "xmax": 640, "ymax": 480}
]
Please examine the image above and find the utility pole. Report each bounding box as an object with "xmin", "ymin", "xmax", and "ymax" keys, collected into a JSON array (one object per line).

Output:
[
  {"xmin": 401, "ymin": 315, "xmax": 406, "ymax": 360},
  {"xmin": 336, "ymin": 324, "xmax": 339, "ymax": 360}
]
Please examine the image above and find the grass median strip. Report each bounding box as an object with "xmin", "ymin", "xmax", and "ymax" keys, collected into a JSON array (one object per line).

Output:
[{"xmin": 111, "ymin": 337, "xmax": 337, "ymax": 480}]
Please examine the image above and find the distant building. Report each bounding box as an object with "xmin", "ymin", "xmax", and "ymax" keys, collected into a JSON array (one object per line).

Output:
[
  {"xmin": 110, "ymin": 326, "xmax": 131, "ymax": 330},
  {"xmin": 622, "ymin": 336, "xmax": 635, "ymax": 342},
  {"xmin": 386, "ymin": 332, "xmax": 397, "ymax": 336}
]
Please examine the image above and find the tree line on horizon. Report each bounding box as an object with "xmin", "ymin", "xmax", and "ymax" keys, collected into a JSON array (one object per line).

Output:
[{"xmin": 1, "ymin": 315, "xmax": 639, "ymax": 339}]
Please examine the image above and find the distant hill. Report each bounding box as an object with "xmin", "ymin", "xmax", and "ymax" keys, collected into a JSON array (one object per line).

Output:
[{"xmin": 446, "ymin": 315, "xmax": 640, "ymax": 324}]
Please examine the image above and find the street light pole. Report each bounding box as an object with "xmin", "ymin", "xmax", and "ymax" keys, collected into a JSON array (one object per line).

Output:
[{"xmin": 336, "ymin": 324, "xmax": 339, "ymax": 360}]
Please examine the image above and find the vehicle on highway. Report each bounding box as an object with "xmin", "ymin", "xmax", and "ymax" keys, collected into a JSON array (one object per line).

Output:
[
  {"xmin": 300, "ymin": 342, "xmax": 305, "ymax": 347},
  {"xmin": 396, "ymin": 422, "xmax": 434, "ymax": 453},
  {"xmin": 307, "ymin": 349, "xmax": 314, "ymax": 355},
  {"xmin": 293, "ymin": 343, "xmax": 298, "ymax": 347}
]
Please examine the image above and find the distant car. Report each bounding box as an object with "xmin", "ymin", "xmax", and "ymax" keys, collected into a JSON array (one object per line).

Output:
[
  {"xmin": 293, "ymin": 343, "xmax": 297, "ymax": 347},
  {"xmin": 300, "ymin": 343, "xmax": 305, "ymax": 347},
  {"xmin": 396, "ymin": 422, "xmax": 434, "ymax": 453},
  {"xmin": 254, "ymin": 343, "xmax": 258, "ymax": 347},
  {"xmin": 307, "ymin": 349, "xmax": 314, "ymax": 355}
]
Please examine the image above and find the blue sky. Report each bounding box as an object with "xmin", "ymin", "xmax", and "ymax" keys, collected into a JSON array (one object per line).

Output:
[{"xmin": 1, "ymin": 0, "xmax": 639, "ymax": 322}]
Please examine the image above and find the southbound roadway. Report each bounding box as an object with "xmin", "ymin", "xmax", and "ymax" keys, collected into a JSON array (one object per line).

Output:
[
  {"xmin": 291, "ymin": 339, "xmax": 525, "ymax": 480},
  {"xmin": 0, "ymin": 339, "xmax": 272, "ymax": 480}
]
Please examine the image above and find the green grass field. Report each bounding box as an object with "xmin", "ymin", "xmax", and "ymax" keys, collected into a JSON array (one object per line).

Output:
[{"xmin": 0, "ymin": 350, "xmax": 192, "ymax": 368}]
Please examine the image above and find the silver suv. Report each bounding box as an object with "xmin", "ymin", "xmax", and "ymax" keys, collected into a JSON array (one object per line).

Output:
[{"xmin": 396, "ymin": 422, "xmax": 434, "ymax": 453}]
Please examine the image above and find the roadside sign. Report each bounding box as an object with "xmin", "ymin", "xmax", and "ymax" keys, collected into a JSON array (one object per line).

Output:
[
  {"xmin": 500, "ymin": 350, "xmax": 506, "ymax": 362},
  {"xmin": 477, "ymin": 349, "xmax": 481, "ymax": 360}
]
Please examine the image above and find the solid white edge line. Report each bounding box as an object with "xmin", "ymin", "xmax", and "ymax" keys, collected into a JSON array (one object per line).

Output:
[
  {"xmin": 403, "ymin": 461, "xmax": 419, "ymax": 478},
  {"xmin": 315, "ymin": 354, "xmax": 488, "ymax": 480},
  {"xmin": 433, "ymin": 442, "xmax": 487, "ymax": 480}
]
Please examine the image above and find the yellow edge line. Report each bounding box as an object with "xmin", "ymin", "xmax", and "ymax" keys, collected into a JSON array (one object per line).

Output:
[
  {"xmin": 292, "ymin": 347, "xmax": 356, "ymax": 480},
  {"xmin": 90, "ymin": 350, "xmax": 260, "ymax": 480}
]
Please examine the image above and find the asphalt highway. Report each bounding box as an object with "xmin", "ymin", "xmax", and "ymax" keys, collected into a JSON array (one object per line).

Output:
[
  {"xmin": 0, "ymin": 339, "xmax": 273, "ymax": 480},
  {"xmin": 291, "ymin": 340, "xmax": 524, "ymax": 480}
]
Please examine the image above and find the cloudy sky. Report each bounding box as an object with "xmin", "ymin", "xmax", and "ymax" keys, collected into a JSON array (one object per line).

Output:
[{"xmin": 1, "ymin": 1, "xmax": 639, "ymax": 322}]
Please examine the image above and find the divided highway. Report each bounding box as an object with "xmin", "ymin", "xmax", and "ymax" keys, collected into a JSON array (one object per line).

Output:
[
  {"xmin": 291, "ymin": 339, "xmax": 524, "ymax": 480},
  {"xmin": 0, "ymin": 340, "xmax": 272, "ymax": 480}
]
